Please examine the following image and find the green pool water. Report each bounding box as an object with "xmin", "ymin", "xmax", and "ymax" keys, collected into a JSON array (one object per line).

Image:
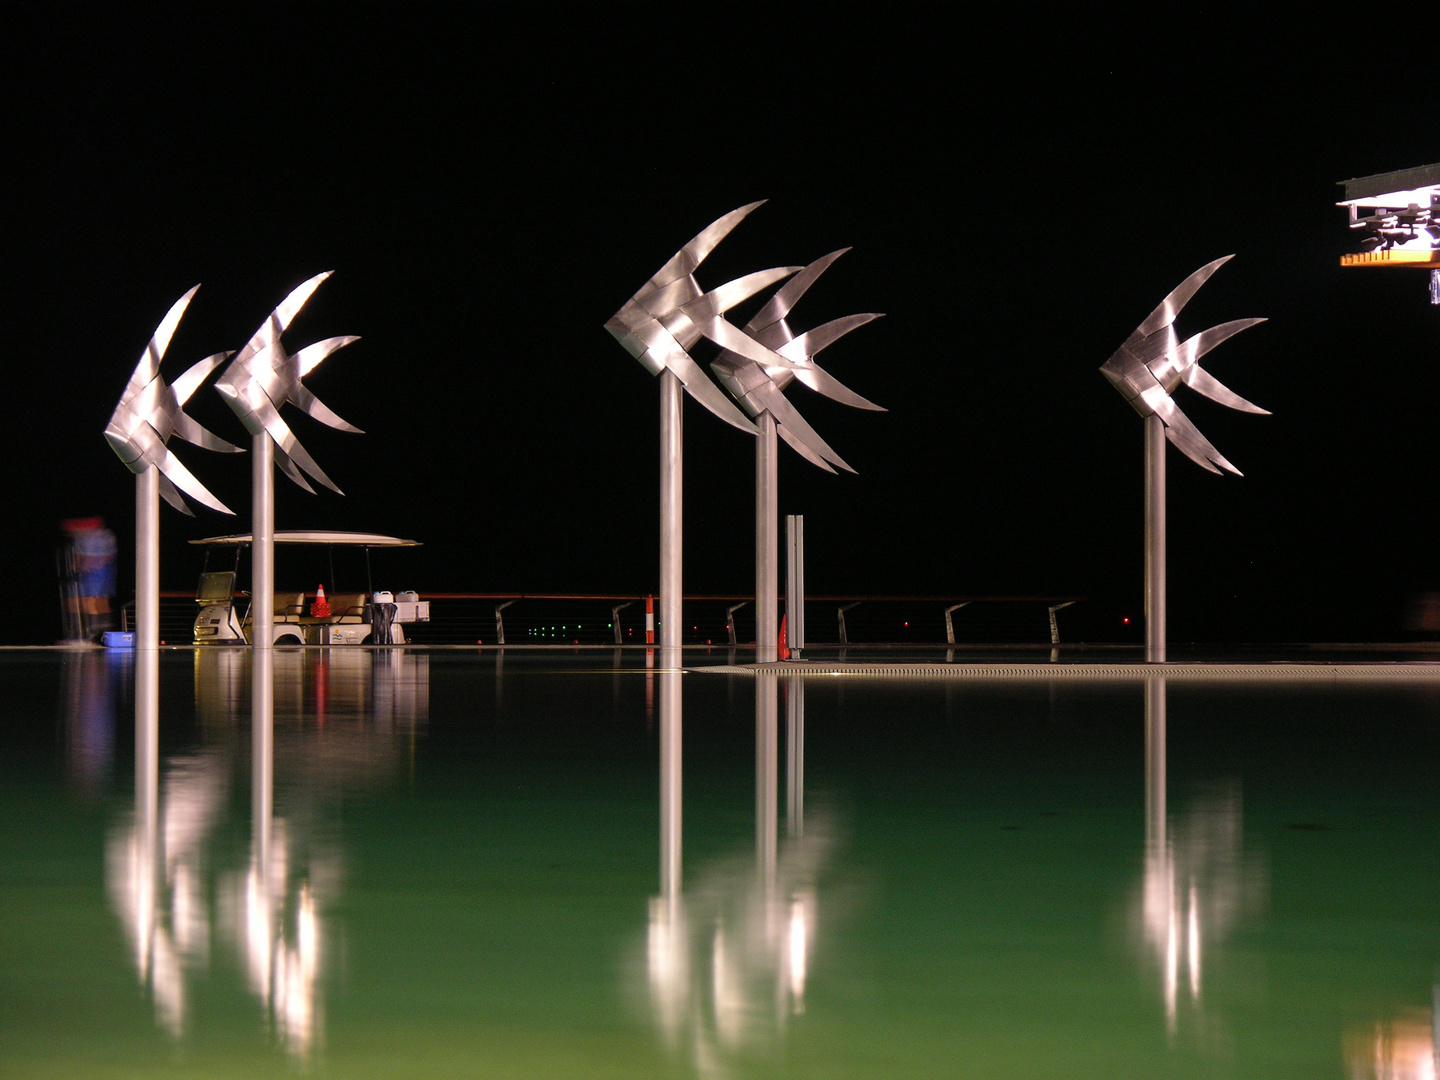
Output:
[{"xmin": 1, "ymin": 649, "xmax": 1436, "ymax": 1078}]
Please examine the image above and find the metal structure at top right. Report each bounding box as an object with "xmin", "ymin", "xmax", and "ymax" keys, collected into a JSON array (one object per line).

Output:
[{"xmin": 1336, "ymin": 162, "xmax": 1440, "ymax": 304}]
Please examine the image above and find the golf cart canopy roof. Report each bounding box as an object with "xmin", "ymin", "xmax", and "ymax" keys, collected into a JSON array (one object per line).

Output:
[{"xmin": 191, "ymin": 531, "xmax": 421, "ymax": 548}]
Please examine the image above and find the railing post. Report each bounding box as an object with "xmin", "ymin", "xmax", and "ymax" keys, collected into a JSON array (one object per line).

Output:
[{"xmin": 495, "ymin": 599, "xmax": 516, "ymax": 645}]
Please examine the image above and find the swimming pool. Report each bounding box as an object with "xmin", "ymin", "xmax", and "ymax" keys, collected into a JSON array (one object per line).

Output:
[{"xmin": 1, "ymin": 648, "xmax": 1436, "ymax": 1078}]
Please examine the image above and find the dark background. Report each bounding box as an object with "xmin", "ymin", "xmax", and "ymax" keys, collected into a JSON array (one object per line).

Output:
[{"xmin": 5, "ymin": 9, "xmax": 1437, "ymax": 645}]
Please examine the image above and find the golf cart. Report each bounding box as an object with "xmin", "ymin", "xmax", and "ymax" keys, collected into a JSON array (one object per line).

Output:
[{"xmin": 191, "ymin": 531, "xmax": 429, "ymax": 646}]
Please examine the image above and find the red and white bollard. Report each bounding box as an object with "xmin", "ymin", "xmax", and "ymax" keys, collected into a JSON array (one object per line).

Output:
[{"xmin": 645, "ymin": 594, "xmax": 655, "ymax": 644}]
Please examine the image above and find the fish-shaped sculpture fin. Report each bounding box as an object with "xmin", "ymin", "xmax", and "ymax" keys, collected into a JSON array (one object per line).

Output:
[
  {"xmin": 764, "ymin": 388, "xmax": 853, "ymax": 473},
  {"xmin": 1134, "ymin": 256, "xmax": 1234, "ymax": 339},
  {"xmin": 1153, "ymin": 395, "xmax": 1239, "ymax": 476},
  {"xmin": 777, "ymin": 423, "xmax": 840, "ymax": 474},
  {"xmin": 751, "ymin": 248, "xmax": 850, "ymax": 329},
  {"xmin": 646, "ymin": 202, "xmax": 767, "ymax": 292}
]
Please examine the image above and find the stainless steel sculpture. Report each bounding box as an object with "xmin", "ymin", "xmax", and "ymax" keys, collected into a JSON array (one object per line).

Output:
[
  {"xmin": 1100, "ymin": 256, "xmax": 1267, "ymax": 661},
  {"xmin": 105, "ymin": 286, "xmax": 242, "ymax": 652},
  {"xmin": 216, "ymin": 272, "xmax": 360, "ymax": 652},
  {"xmin": 605, "ymin": 203, "xmax": 800, "ymax": 657},
  {"xmin": 710, "ymin": 249, "xmax": 883, "ymax": 661}
]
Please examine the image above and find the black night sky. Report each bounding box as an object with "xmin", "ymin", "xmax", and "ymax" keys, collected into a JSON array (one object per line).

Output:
[{"xmin": 5, "ymin": 9, "xmax": 1437, "ymax": 646}]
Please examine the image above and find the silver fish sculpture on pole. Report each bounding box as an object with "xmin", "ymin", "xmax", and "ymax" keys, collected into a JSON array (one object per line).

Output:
[
  {"xmin": 605, "ymin": 202, "xmax": 801, "ymax": 660},
  {"xmin": 711, "ymin": 248, "xmax": 884, "ymax": 661},
  {"xmin": 216, "ymin": 272, "xmax": 361, "ymax": 652},
  {"xmin": 105, "ymin": 285, "xmax": 242, "ymax": 652},
  {"xmin": 1100, "ymin": 255, "xmax": 1268, "ymax": 661}
]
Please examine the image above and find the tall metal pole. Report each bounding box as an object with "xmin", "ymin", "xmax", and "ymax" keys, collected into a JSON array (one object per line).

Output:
[
  {"xmin": 659, "ymin": 372, "xmax": 682, "ymax": 657},
  {"xmin": 1144, "ymin": 415, "xmax": 1166, "ymax": 663},
  {"xmin": 135, "ymin": 467, "xmax": 159, "ymax": 652},
  {"xmin": 252, "ymin": 433, "xmax": 274, "ymax": 651},
  {"xmin": 658, "ymin": 371, "xmax": 684, "ymax": 906},
  {"xmin": 756, "ymin": 412, "xmax": 778, "ymax": 663}
]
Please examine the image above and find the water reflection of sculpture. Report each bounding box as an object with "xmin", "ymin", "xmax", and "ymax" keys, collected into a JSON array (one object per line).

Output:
[
  {"xmin": 1344, "ymin": 992, "xmax": 1439, "ymax": 1080},
  {"xmin": 1136, "ymin": 676, "xmax": 1265, "ymax": 1034},
  {"xmin": 643, "ymin": 673, "xmax": 831, "ymax": 1076},
  {"xmin": 104, "ymin": 649, "xmax": 429, "ymax": 1056}
]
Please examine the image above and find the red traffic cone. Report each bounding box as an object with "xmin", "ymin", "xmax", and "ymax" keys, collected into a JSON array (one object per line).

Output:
[
  {"xmin": 311, "ymin": 584, "xmax": 331, "ymax": 618},
  {"xmin": 777, "ymin": 615, "xmax": 790, "ymax": 661}
]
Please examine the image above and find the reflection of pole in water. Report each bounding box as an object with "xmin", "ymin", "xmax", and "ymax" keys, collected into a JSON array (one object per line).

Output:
[
  {"xmin": 1143, "ymin": 673, "xmax": 1186, "ymax": 1030},
  {"xmin": 659, "ymin": 656, "xmax": 681, "ymax": 901},
  {"xmin": 252, "ymin": 648, "xmax": 273, "ymax": 873},
  {"xmin": 1146, "ymin": 676, "xmax": 1166, "ymax": 860},
  {"xmin": 757, "ymin": 671, "xmax": 778, "ymax": 891},
  {"xmin": 785, "ymin": 674, "xmax": 804, "ymax": 840}
]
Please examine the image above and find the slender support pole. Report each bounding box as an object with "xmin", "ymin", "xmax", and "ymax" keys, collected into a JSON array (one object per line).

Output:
[
  {"xmin": 944, "ymin": 602, "xmax": 970, "ymax": 646},
  {"xmin": 726, "ymin": 602, "xmax": 747, "ymax": 647},
  {"xmin": 1144, "ymin": 415, "xmax": 1166, "ymax": 663},
  {"xmin": 838, "ymin": 602, "xmax": 860, "ymax": 646},
  {"xmin": 252, "ymin": 433, "xmax": 274, "ymax": 651},
  {"xmin": 136, "ymin": 466, "xmax": 160, "ymax": 652},
  {"xmin": 755, "ymin": 412, "xmax": 778, "ymax": 663},
  {"xmin": 612, "ymin": 601, "xmax": 635, "ymax": 646},
  {"xmin": 495, "ymin": 599, "xmax": 516, "ymax": 645},
  {"xmin": 756, "ymin": 670, "xmax": 778, "ymax": 892},
  {"xmin": 659, "ymin": 373, "xmax": 682, "ymax": 656}
]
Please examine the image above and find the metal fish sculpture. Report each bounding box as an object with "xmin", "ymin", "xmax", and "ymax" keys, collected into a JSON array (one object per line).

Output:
[
  {"xmin": 215, "ymin": 272, "xmax": 361, "ymax": 494},
  {"xmin": 605, "ymin": 202, "xmax": 803, "ymax": 434},
  {"xmin": 105, "ymin": 285, "xmax": 242, "ymax": 515},
  {"xmin": 1100, "ymin": 255, "xmax": 1268, "ymax": 475}
]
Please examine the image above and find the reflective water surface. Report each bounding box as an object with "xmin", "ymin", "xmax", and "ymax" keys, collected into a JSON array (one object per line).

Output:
[{"xmin": 2, "ymin": 649, "xmax": 1438, "ymax": 1078}]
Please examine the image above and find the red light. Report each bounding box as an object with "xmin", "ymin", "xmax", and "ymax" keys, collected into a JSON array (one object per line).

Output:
[
  {"xmin": 1122, "ymin": 617, "xmax": 1130, "ymax": 625},
  {"xmin": 903, "ymin": 621, "xmax": 909, "ymax": 627}
]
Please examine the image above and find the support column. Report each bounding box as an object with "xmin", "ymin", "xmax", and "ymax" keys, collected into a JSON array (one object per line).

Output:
[
  {"xmin": 1144, "ymin": 415, "xmax": 1166, "ymax": 663},
  {"xmin": 756, "ymin": 412, "xmax": 778, "ymax": 663},
  {"xmin": 659, "ymin": 373, "xmax": 682, "ymax": 657},
  {"xmin": 252, "ymin": 433, "xmax": 274, "ymax": 651},
  {"xmin": 135, "ymin": 467, "xmax": 159, "ymax": 652}
]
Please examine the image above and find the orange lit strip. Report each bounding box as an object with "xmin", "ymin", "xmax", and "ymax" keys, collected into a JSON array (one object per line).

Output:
[{"xmin": 1340, "ymin": 249, "xmax": 1440, "ymax": 267}]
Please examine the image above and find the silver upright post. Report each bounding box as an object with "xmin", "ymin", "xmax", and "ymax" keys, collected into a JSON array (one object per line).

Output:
[
  {"xmin": 658, "ymin": 371, "xmax": 684, "ymax": 903},
  {"xmin": 786, "ymin": 515, "xmax": 805, "ymax": 658},
  {"xmin": 136, "ymin": 467, "xmax": 160, "ymax": 652},
  {"xmin": 252, "ymin": 433, "xmax": 274, "ymax": 651},
  {"xmin": 659, "ymin": 372, "xmax": 682, "ymax": 656},
  {"xmin": 756, "ymin": 413, "xmax": 778, "ymax": 663},
  {"xmin": 1144, "ymin": 416, "xmax": 1166, "ymax": 663}
]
